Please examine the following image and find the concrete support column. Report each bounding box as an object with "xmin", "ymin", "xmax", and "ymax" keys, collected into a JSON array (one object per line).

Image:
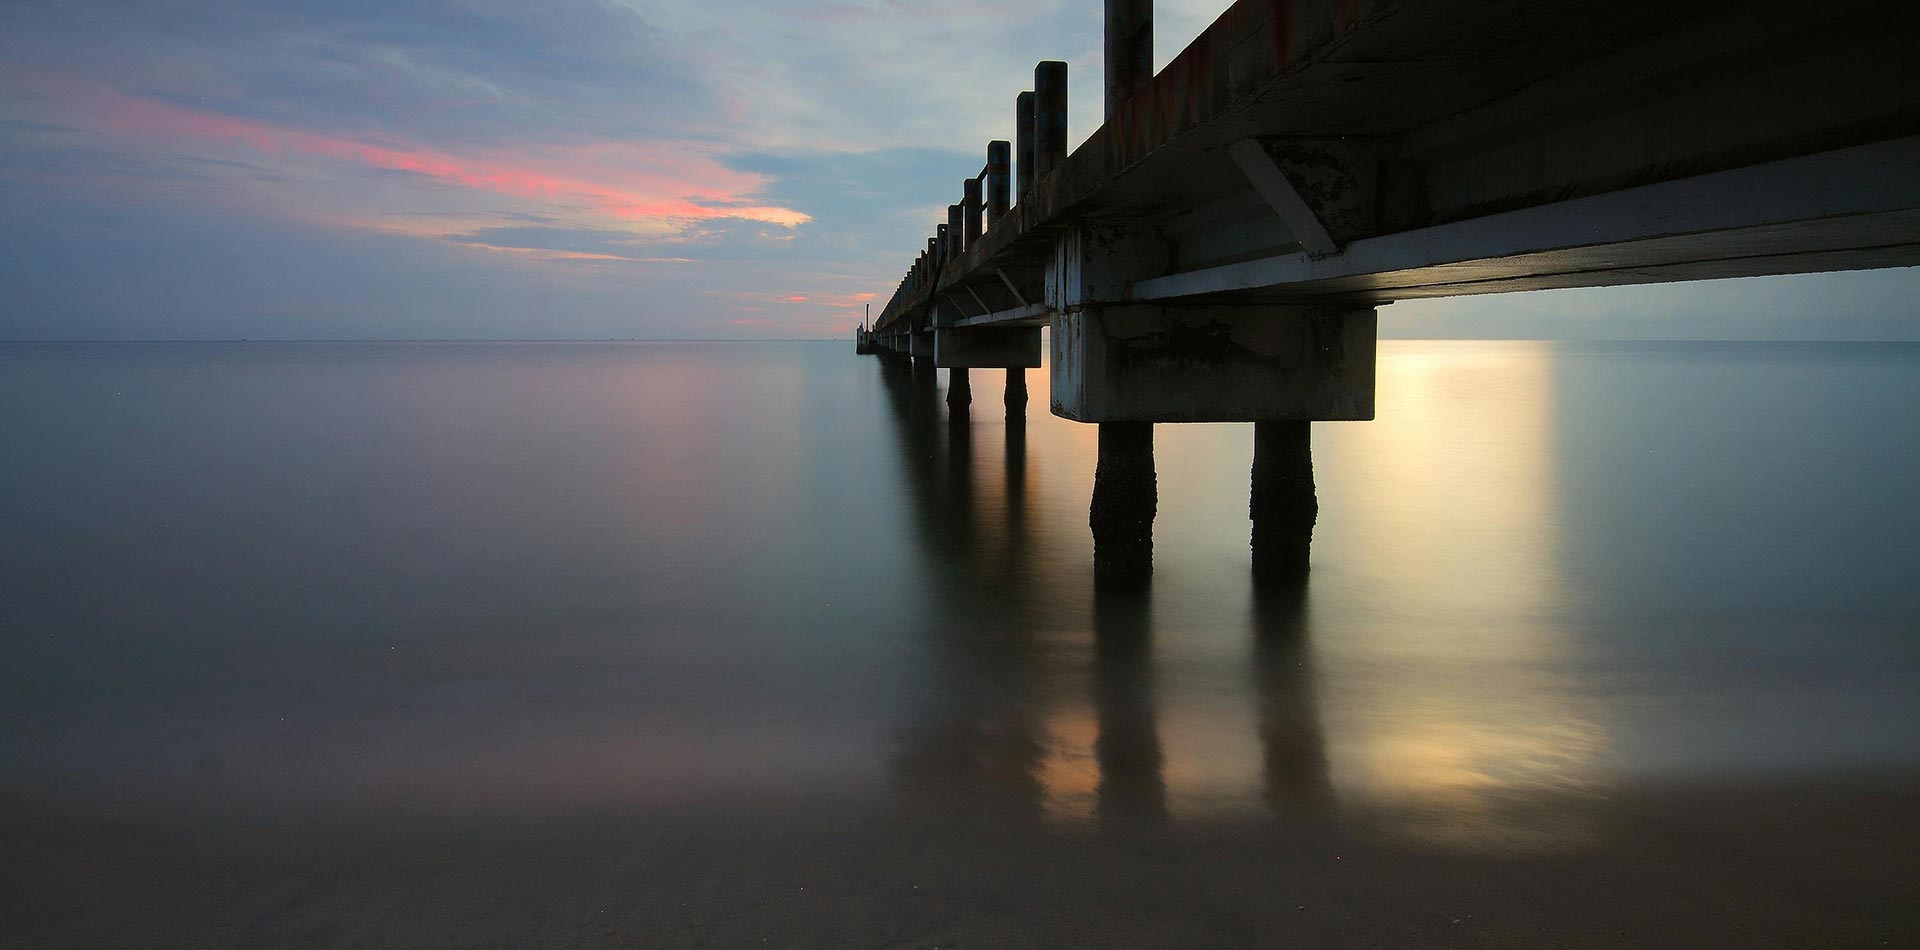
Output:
[
  {"xmin": 1034, "ymin": 62, "xmax": 1068, "ymax": 184},
  {"xmin": 1047, "ymin": 295, "xmax": 1369, "ymax": 579},
  {"xmin": 1090, "ymin": 421, "xmax": 1155, "ymax": 587},
  {"xmin": 947, "ymin": 367, "xmax": 972, "ymax": 414},
  {"xmin": 1251, "ymin": 421, "xmax": 1317, "ymax": 578},
  {"xmin": 1016, "ymin": 92, "xmax": 1036, "ymax": 201},
  {"xmin": 1006, "ymin": 368, "xmax": 1029, "ymax": 412},
  {"xmin": 1105, "ymin": 0, "xmax": 1153, "ymax": 122}
]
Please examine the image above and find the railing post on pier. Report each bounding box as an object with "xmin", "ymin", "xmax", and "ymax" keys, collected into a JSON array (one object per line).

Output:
[
  {"xmin": 1034, "ymin": 62, "xmax": 1069, "ymax": 186},
  {"xmin": 936, "ymin": 225, "xmax": 950, "ymax": 270},
  {"xmin": 1105, "ymin": 0, "xmax": 1153, "ymax": 122},
  {"xmin": 963, "ymin": 178, "xmax": 983, "ymax": 248},
  {"xmin": 948, "ymin": 204, "xmax": 964, "ymax": 258},
  {"xmin": 1016, "ymin": 91, "xmax": 1036, "ymax": 201},
  {"xmin": 986, "ymin": 141, "xmax": 1011, "ymax": 226}
]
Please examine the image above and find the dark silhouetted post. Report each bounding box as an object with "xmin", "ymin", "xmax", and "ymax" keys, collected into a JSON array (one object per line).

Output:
[
  {"xmin": 948, "ymin": 367, "xmax": 972, "ymax": 414},
  {"xmin": 1034, "ymin": 62, "xmax": 1068, "ymax": 184},
  {"xmin": 1105, "ymin": 0, "xmax": 1153, "ymax": 122},
  {"xmin": 1250, "ymin": 421, "xmax": 1317, "ymax": 578},
  {"xmin": 1016, "ymin": 91, "xmax": 1036, "ymax": 200},
  {"xmin": 1090, "ymin": 421, "xmax": 1154, "ymax": 587},
  {"xmin": 1006, "ymin": 368, "xmax": 1028, "ymax": 412},
  {"xmin": 986, "ymin": 141, "xmax": 1011, "ymax": 226},
  {"xmin": 936, "ymin": 225, "xmax": 949, "ymax": 267},
  {"xmin": 963, "ymin": 178, "xmax": 983, "ymax": 248},
  {"xmin": 948, "ymin": 204, "xmax": 964, "ymax": 258}
]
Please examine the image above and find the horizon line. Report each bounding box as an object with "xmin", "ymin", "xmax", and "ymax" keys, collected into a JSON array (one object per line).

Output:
[{"xmin": 6, "ymin": 336, "xmax": 1920, "ymax": 345}]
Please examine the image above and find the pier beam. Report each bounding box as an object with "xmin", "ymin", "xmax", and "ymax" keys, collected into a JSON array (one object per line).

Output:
[
  {"xmin": 1105, "ymin": 0, "xmax": 1153, "ymax": 122},
  {"xmin": 1251, "ymin": 421, "xmax": 1317, "ymax": 578},
  {"xmin": 933, "ymin": 326, "xmax": 1042, "ymax": 369},
  {"xmin": 909, "ymin": 330, "xmax": 934, "ymax": 360},
  {"xmin": 1091, "ymin": 421, "xmax": 1155, "ymax": 587},
  {"xmin": 1049, "ymin": 304, "xmax": 1375, "ymax": 423}
]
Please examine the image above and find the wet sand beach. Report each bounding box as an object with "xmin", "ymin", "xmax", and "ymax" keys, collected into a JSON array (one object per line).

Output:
[{"xmin": 7, "ymin": 771, "xmax": 1917, "ymax": 948}]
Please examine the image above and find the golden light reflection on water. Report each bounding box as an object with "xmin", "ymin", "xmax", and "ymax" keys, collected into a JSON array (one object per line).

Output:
[
  {"xmin": 1317, "ymin": 341, "xmax": 1608, "ymax": 854},
  {"xmin": 1036, "ymin": 705, "xmax": 1102, "ymax": 828},
  {"xmin": 885, "ymin": 343, "xmax": 1610, "ymax": 853}
]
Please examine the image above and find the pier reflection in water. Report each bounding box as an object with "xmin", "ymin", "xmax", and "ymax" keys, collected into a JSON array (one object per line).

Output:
[
  {"xmin": 876, "ymin": 348, "xmax": 1334, "ymax": 835},
  {"xmin": 868, "ymin": 339, "xmax": 1915, "ymax": 855}
]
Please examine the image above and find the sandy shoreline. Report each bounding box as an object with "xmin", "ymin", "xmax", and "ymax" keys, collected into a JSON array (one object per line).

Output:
[{"xmin": 7, "ymin": 769, "xmax": 1916, "ymax": 948}]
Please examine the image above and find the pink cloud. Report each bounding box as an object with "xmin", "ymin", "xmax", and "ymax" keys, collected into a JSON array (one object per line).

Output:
[
  {"xmin": 60, "ymin": 82, "xmax": 810, "ymax": 230},
  {"xmin": 453, "ymin": 242, "xmax": 700, "ymax": 264},
  {"xmin": 729, "ymin": 289, "xmax": 883, "ymax": 312}
]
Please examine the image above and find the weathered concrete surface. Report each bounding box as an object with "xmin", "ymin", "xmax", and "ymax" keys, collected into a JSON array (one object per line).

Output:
[
  {"xmin": 1051, "ymin": 305, "xmax": 1376, "ymax": 423},
  {"xmin": 909, "ymin": 331, "xmax": 934, "ymax": 359},
  {"xmin": 934, "ymin": 327, "xmax": 1043, "ymax": 369}
]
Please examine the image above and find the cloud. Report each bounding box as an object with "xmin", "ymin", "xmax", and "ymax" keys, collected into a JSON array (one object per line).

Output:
[
  {"xmin": 40, "ymin": 81, "xmax": 809, "ymax": 230},
  {"xmin": 0, "ymin": 0, "xmax": 723, "ymax": 148},
  {"xmin": 439, "ymin": 225, "xmax": 701, "ymax": 262}
]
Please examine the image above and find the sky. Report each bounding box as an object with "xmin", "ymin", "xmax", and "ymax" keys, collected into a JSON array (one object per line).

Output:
[{"xmin": 1, "ymin": 0, "xmax": 1914, "ymax": 341}]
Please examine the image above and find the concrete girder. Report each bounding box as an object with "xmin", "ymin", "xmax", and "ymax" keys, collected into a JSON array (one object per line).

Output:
[
  {"xmin": 934, "ymin": 326, "xmax": 1044, "ymax": 369},
  {"xmin": 1050, "ymin": 304, "xmax": 1376, "ymax": 423},
  {"xmin": 1130, "ymin": 135, "xmax": 1920, "ymax": 303},
  {"xmin": 1045, "ymin": 222, "xmax": 1170, "ymax": 311},
  {"xmin": 1228, "ymin": 137, "xmax": 1382, "ymax": 254}
]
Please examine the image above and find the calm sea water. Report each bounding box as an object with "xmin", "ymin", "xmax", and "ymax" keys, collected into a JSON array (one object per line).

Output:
[{"xmin": 3, "ymin": 340, "xmax": 1917, "ymax": 850}]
